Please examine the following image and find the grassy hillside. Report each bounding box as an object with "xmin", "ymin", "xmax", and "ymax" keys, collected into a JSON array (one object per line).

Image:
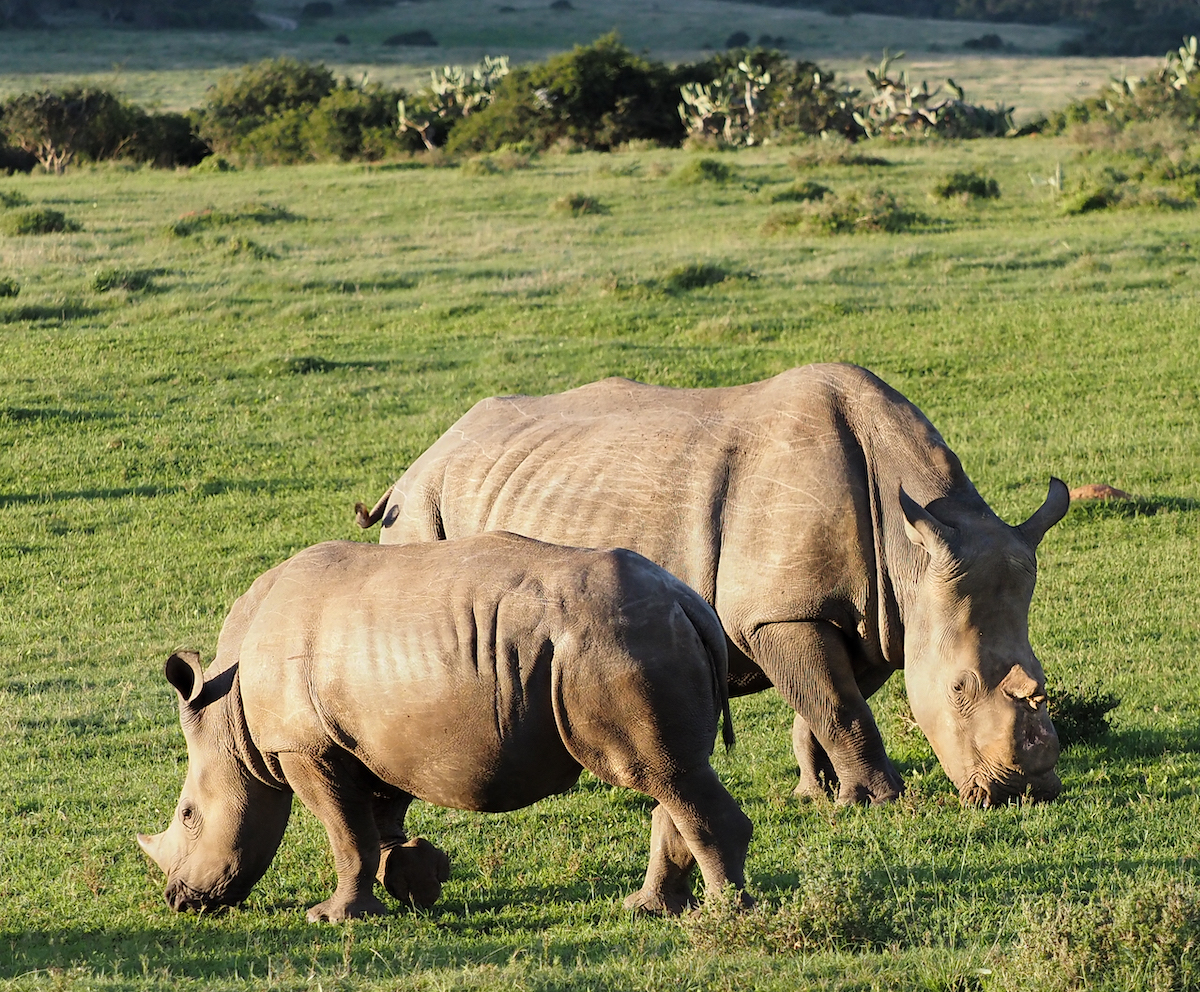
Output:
[{"xmin": 0, "ymin": 134, "xmax": 1198, "ymax": 990}]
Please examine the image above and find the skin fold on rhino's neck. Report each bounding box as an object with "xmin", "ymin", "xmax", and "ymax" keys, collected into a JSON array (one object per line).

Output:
[
  {"xmin": 196, "ymin": 661, "xmax": 289, "ymax": 792},
  {"xmin": 840, "ymin": 385, "xmax": 973, "ymax": 671}
]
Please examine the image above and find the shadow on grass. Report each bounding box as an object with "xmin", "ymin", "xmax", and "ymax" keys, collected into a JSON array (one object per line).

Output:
[
  {"xmin": 0, "ymin": 478, "xmax": 310, "ymax": 509},
  {"xmin": 0, "ymin": 303, "xmax": 100, "ymax": 323},
  {"xmin": 0, "ymin": 917, "xmax": 673, "ymax": 981},
  {"xmin": 0, "ymin": 406, "xmax": 119, "ymax": 424}
]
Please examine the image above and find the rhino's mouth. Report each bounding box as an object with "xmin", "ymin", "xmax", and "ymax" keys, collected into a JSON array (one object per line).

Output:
[
  {"xmin": 165, "ymin": 874, "xmax": 250, "ymax": 913},
  {"xmin": 958, "ymin": 768, "xmax": 1062, "ymax": 808}
]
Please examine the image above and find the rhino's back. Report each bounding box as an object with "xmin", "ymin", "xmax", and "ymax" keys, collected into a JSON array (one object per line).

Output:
[
  {"xmin": 383, "ymin": 364, "xmax": 954, "ymax": 638},
  {"xmin": 237, "ymin": 535, "xmax": 699, "ymax": 811}
]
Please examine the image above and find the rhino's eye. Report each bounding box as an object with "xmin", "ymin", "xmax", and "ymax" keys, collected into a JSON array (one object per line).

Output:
[
  {"xmin": 180, "ymin": 804, "xmax": 197, "ymax": 827},
  {"xmin": 949, "ymin": 672, "xmax": 980, "ymax": 705}
]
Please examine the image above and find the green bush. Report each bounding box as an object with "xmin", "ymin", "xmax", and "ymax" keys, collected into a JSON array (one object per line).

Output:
[
  {"xmin": 0, "ymin": 190, "xmax": 29, "ymax": 208},
  {"xmin": 1047, "ymin": 680, "xmax": 1120, "ymax": 748},
  {"xmin": 0, "ymin": 208, "xmax": 79, "ymax": 235},
  {"xmin": 1011, "ymin": 878, "xmax": 1200, "ymax": 990},
  {"xmin": 685, "ymin": 865, "xmax": 895, "ymax": 954},
  {"xmin": 91, "ymin": 268, "xmax": 157, "ymax": 293},
  {"xmin": 550, "ymin": 193, "xmax": 607, "ymax": 215},
  {"xmin": 788, "ymin": 138, "xmax": 891, "ymax": 169},
  {"xmin": 671, "ymin": 157, "xmax": 733, "ymax": 185},
  {"xmin": 446, "ymin": 34, "xmax": 689, "ymax": 153},
  {"xmin": 763, "ymin": 187, "xmax": 923, "ymax": 235},
  {"xmin": 196, "ymin": 58, "xmax": 336, "ymax": 154},
  {"xmin": 167, "ymin": 202, "xmax": 298, "ymax": 237},
  {"xmin": 0, "ymin": 277, "xmax": 18, "ymax": 297},
  {"xmin": 304, "ymin": 85, "xmax": 404, "ymax": 161},
  {"xmin": 191, "ymin": 155, "xmax": 235, "ymax": 173},
  {"xmin": 932, "ymin": 169, "xmax": 1001, "ymax": 200},
  {"xmin": 0, "ymin": 88, "xmax": 207, "ymax": 171},
  {"xmin": 663, "ymin": 262, "xmax": 727, "ymax": 291}
]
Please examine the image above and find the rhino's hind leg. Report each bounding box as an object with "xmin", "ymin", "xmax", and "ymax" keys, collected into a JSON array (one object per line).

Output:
[
  {"xmin": 278, "ymin": 753, "xmax": 389, "ymax": 923},
  {"xmin": 624, "ymin": 803, "xmax": 698, "ymax": 915},
  {"xmin": 791, "ymin": 714, "xmax": 838, "ymax": 801},
  {"xmin": 379, "ymin": 837, "xmax": 451, "ymax": 910},
  {"xmin": 371, "ymin": 791, "xmax": 451, "ymax": 910},
  {"xmin": 626, "ymin": 767, "xmax": 753, "ymax": 915}
]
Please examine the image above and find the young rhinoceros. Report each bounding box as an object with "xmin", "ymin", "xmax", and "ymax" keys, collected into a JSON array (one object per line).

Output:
[{"xmin": 138, "ymin": 532, "xmax": 752, "ymax": 922}]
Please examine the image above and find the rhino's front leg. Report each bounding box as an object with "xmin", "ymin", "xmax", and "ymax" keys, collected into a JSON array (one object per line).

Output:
[
  {"xmin": 277, "ymin": 753, "xmax": 388, "ymax": 922},
  {"xmin": 749, "ymin": 620, "xmax": 902, "ymax": 805}
]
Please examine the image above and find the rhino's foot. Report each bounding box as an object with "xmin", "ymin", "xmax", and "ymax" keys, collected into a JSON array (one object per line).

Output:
[
  {"xmin": 623, "ymin": 885, "xmax": 698, "ymax": 916},
  {"xmin": 306, "ymin": 892, "xmax": 388, "ymax": 923},
  {"xmin": 792, "ymin": 770, "xmax": 836, "ymax": 802},
  {"xmin": 378, "ymin": 837, "xmax": 451, "ymax": 910}
]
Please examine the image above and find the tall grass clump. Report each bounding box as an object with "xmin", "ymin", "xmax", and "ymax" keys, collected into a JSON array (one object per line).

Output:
[
  {"xmin": 671, "ymin": 157, "xmax": 734, "ymax": 185},
  {"xmin": 0, "ymin": 207, "xmax": 79, "ymax": 235},
  {"xmin": 685, "ymin": 866, "xmax": 896, "ymax": 954},
  {"xmin": 1007, "ymin": 878, "xmax": 1200, "ymax": 991},
  {"xmin": 932, "ymin": 169, "xmax": 1000, "ymax": 200},
  {"xmin": 763, "ymin": 187, "xmax": 922, "ymax": 234}
]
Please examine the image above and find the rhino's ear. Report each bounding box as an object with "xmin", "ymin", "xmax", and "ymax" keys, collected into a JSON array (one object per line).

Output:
[
  {"xmin": 899, "ymin": 486, "xmax": 955, "ymax": 560},
  {"xmin": 1017, "ymin": 478, "xmax": 1070, "ymax": 548},
  {"xmin": 165, "ymin": 650, "xmax": 205, "ymax": 706}
]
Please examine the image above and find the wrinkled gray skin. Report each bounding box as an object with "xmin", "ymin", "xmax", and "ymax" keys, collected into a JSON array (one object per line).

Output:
[
  {"xmin": 358, "ymin": 363, "xmax": 1069, "ymax": 807},
  {"xmin": 138, "ymin": 533, "xmax": 752, "ymax": 922}
]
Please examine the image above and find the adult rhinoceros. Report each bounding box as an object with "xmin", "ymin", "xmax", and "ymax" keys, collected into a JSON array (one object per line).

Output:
[{"xmin": 357, "ymin": 363, "xmax": 1069, "ymax": 807}]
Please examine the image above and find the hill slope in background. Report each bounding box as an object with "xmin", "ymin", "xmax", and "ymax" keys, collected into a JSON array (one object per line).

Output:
[{"xmin": 719, "ymin": 0, "xmax": 1200, "ymax": 54}]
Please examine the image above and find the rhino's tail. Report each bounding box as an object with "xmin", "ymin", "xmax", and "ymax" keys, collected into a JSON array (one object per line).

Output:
[
  {"xmin": 355, "ymin": 484, "xmax": 395, "ymax": 530},
  {"xmin": 677, "ymin": 593, "xmax": 735, "ymax": 753}
]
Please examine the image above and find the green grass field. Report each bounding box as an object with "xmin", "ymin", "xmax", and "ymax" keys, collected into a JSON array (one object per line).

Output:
[{"xmin": 2, "ymin": 95, "xmax": 1200, "ymax": 991}]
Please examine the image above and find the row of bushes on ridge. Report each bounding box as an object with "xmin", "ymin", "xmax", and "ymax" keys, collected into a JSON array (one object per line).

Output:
[{"xmin": 2, "ymin": 33, "xmax": 1199, "ymax": 173}]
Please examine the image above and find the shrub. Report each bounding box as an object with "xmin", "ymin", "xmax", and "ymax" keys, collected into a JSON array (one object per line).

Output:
[
  {"xmin": 304, "ymin": 85, "xmax": 403, "ymax": 161},
  {"xmin": 0, "ymin": 146, "xmax": 36, "ymax": 174},
  {"xmin": 1011, "ymin": 878, "xmax": 1200, "ymax": 991},
  {"xmin": 1048, "ymin": 37, "xmax": 1200, "ymax": 133},
  {"xmin": 854, "ymin": 50, "xmax": 1014, "ymax": 139},
  {"xmin": 663, "ymin": 262, "xmax": 727, "ymax": 291},
  {"xmin": 0, "ymin": 190, "xmax": 29, "ymax": 207},
  {"xmin": 196, "ymin": 58, "xmax": 336, "ymax": 154},
  {"xmin": 932, "ymin": 169, "xmax": 1000, "ymax": 200},
  {"xmin": 685, "ymin": 865, "xmax": 895, "ymax": 954},
  {"xmin": 92, "ymin": 268, "xmax": 157, "ymax": 292},
  {"xmin": 771, "ymin": 180, "xmax": 830, "ymax": 202},
  {"xmin": 678, "ymin": 49, "xmax": 861, "ymax": 146},
  {"xmin": 446, "ymin": 34, "xmax": 690, "ymax": 153},
  {"xmin": 0, "ymin": 208, "xmax": 79, "ymax": 235},
  {"xmin": 191, "ymin": 154, "xmax": 235, "ymax": 173},
  {"xmin": 763, "ymin": 187, "xmax": 922, "ymax": 235},
  {"xmin": 1047, "ymin": 680, "xmax": 1120, "ymax": 748},
  {"xmin": 167, "ymin": 202, "xmax": 298, "ymax": 237},
  {"xmin": 0, "ymin": 87, "xmax": 137, "ymax": 173},
  {"xmin": 671, "ymin": 157, "xmax": 733, "ymax": 184},
  {"xmin": 0, "ymin": 277, "xmax": 19, "ymax": 297},
  {"xmin": 551, "ymin": 193, "xmax": 607, "ymax": 215}
]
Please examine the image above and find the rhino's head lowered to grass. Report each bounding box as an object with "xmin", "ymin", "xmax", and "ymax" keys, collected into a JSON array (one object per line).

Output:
[
  {"xmin": 137, "ymin": 651, "xmax": 292, "ymax": 912},
  {"xmin": 898, "ymin": 481, "xmax": 1067, "ymax": 805}
]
